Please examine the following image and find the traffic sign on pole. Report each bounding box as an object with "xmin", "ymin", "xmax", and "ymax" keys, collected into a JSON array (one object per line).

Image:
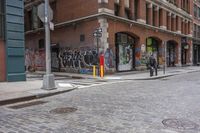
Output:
[
  {"xmin": 93, "ymin": 28, "xmax": 103, "ymax": 77},
  {"xmin": 37, "ymin": 3, "xmax": 53, "ymax": 22},
  {"xmin": 41, "ymin": 0, "xmax": 56, "ymax": 90}
]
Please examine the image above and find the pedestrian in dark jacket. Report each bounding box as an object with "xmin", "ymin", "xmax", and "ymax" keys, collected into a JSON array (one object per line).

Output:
[{"xmin": 149, "ymin": 54, "xmax": 157, "ymax": 76}]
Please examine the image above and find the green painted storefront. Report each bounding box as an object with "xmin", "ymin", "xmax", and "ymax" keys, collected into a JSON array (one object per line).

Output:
[{"xmin": 4, "ymin": 0, "xmax": 25, "ymax": 81}]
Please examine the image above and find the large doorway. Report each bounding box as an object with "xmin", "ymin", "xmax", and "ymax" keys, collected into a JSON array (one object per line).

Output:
[
  {"xmin": 115, "ymin": 33, "xmax": 136, "ymax": 72},
  {"xmin": 146, "ymin": 37, "xmax": 161, "ymax": 66},
  {"xmin": 167, "ymin": 41, "xmax": 177, "ymax": 67},
  {"xmin": 51, "ymin": 44, "xmax": 60, "ymax": 72},
  {"xmin": 181, "ymin": 43, "xmax": 189, "ymax": 65},
  {"xmin": 193, "ymin": 44, "xmax": 200, "ymax": 65}
]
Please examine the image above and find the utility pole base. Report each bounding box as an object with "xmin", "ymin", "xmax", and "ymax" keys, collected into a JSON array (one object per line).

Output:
[{"xmin": 42, "ymin": 74, "xmax": 56, "ymax": 90}]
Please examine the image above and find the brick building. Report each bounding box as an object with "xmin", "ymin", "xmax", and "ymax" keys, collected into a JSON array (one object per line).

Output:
[
  {"xmin": 0, "ymin": 0, "xmax": 25, "ymax": 82},
  {"xmin": 24, "ymin": 0, "xmax": 193, "ymax": 74},
  {"xmin": 193, "ymin": 0, "xmax": 200, "ymax": 65}
]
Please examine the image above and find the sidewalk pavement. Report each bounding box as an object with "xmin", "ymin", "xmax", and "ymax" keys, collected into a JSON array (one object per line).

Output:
[
  {"xmin": 0, "ymin": 80, "xmax": 76, "ymax": 106},
  {"xmin": 35, "ymin": 66, "xmax": 200, "ymax": 80},
  {"xmin": 0, "ymin": 66, "xmax": 199, "ymax": 106},
  {"xmin": 104, "ymin": 66, "xmax": 200, "ymax": 80}
]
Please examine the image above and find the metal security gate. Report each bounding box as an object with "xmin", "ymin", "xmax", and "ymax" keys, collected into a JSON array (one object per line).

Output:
[{"xmin": 167, "ymin": 41, "xmax": 176, "ymax": 67}]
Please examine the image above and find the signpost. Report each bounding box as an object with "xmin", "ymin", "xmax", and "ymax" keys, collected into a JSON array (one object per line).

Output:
[
  {"xmin": 93, "ymin": 28, "xmax": 102, "ymax": 76},
  {"xmin": 37, "ymin": 3, "xmax": 53, "ymax": 22},
  {"xmin": 38, "ymin": 0, "xmax": 56, "ymax": 90}
]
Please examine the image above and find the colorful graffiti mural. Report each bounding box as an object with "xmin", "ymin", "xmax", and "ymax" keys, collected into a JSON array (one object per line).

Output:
[
  {"xmin": 25, "ymin": 46, "xmax": 117, "ymax": 73},
  {"xmin": 25, "ymin": 47, "xmax": 99, "ymax": 72},
  {"xmin": 104, "ymin": 48, "xmax": 114, "ymax": 68},
  {"xmin": 59, "ymin": 47, "xmax": 98, "ymax": 69},
  {"xmin": 25, "ymin": 49, "xmax": 45, "ymax": 71}
]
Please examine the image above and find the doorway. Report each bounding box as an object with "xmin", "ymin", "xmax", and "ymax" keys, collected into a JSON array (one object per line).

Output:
[
  {"xmin": 115, "ymin": 33, "xmax": 135, "ymax": 72},
  {"xmin": 181, "ymin": 43, "xmax": 188, "ymax": 65},
  {"xmin": 167, "ymin": 41, "xmax": 177, "ymax": 67},
  {"xmin": 193, "ymin": 44, "xmax": 200, "ymax": 65},
  {"xmin": 51, "ymin": 44, "xmax": 60, "ymax": 72},
  {"xmin": 146, "ymin": 37, "xmax": 161, "ymax": 66}
]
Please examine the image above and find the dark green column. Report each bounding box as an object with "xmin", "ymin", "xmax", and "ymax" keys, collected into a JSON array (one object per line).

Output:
[{"xmin": 5, "ymin": 0, "xmax": 25, "ymax": 81}]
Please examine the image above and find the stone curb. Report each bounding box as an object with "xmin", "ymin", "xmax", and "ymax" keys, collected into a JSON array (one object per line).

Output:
[
  {"xmin": 99, "ymin": 70, "xmax": 200, "ymax": 81},
  {"xmin": 99, "ymin": 74, "xmax": 176, "ymax": 81},
  {"xmin": 33, "ymin": 69, "xmax": 200, "ymax": 81},
  {"xmin": 0, "ymin": 87, "xmax": 77, "ymax": 106}
]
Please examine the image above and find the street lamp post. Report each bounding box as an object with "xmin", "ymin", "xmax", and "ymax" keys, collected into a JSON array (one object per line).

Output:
[
  {"xmin": 163, "ymin": 41, "xmax": 167, "ymax": 75},
  {"xmin": 93, "ymin": 28, "xmax": 102, "ymax": 76},
  {"xmin": 42, "ymin": 0, "xmax": 56, "ymax": 90}
]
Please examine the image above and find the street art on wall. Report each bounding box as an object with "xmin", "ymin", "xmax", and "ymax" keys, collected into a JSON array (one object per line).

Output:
[
  {"xmin": 25, "ymin": 46, "xmax": 117, "ymax": 73},
  {"xmin": 117, "ymin": 44, "xmax": 133, "ymax": 71},
  {"xmin": 59, "ymin": 47, "xmax": 98, "ymax": 69},
  {"xmin": 25, "ymin": 47, "xmax": 99, "ymax": 73},
  {"xmin": 51, "ymin": 52, "xmax": 60, "ymax": 70},
  {"xmin": 135, "ymin": 47, "xmax": 141, "ymax": 66},
  {"xmin": 25, "ymin": 49, "xmax": 45, "ymax": 71},
  {"xmin": 104, "ymin": 48, "xmax": 114, "ymax": 68}
]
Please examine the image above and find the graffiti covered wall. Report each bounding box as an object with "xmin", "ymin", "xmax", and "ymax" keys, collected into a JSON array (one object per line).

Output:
[
  {"xmin": 25, "ymin": 49, "xmax": 45, "ymax": 71},
  {"xmin": 25, "ymin": 47, "xmax": 101, "ymax": 73},
  {"xmin": 59, "ymin": 47, "xmax": 98, "ymax": 73}
]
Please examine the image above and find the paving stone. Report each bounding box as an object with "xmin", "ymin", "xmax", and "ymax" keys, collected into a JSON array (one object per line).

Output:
[{"xmin": 0, "ymin": 72, "xmax": 200, "ymax": 132}]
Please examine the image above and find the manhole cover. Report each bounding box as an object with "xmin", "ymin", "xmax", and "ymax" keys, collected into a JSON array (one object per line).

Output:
[
  {"xmin": 162, "ymin": 118, "xmax": 199, "ymax": 130},
  {"xmin": 49, "ymin": 107, "xmax": 77, "ymax": 114}
]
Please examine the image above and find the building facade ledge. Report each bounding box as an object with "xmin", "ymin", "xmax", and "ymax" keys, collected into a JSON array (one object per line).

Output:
[{"xmin": 25, "ymin": 12, "xmax": 193, "ymax": 40}]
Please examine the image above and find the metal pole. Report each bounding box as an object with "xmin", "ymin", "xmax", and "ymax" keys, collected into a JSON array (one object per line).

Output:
[
  {"xmin": 45, "ymin": 0, "xmax": 51, "ymax": 75},
  {"xmin": 42, "ymin": 0, "xmax": 56, "ymax": 90},
  {"xmin": 97, "ymin": 37, "xmax": 99, "ymax": 76},
  {"xmin": 163, "ymin": 41, "xmax": 166, "ymax": 75}
]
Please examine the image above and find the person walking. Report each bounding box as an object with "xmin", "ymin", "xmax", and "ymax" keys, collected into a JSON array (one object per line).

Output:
[{"xmin": 149, "ymin": 54, "xmax": 157, "ymax": 76}]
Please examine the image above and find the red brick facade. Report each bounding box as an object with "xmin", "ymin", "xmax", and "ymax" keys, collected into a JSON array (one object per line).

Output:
[
  {"xmin": 24, "ymin": 0, "xmax": 194, "ymax": 73},
  {"xmin": 193, "ymin": 0, "xmax": 200, "ymax": 65},
  {"xmin": 0, "ymin": 39, "xmax": 6, "ymax": 81}
]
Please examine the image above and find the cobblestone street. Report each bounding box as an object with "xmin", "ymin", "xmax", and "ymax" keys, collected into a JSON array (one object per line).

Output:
[{"xmin": 1, "ymin": 72, "xmax": 200, "ymax": 133}]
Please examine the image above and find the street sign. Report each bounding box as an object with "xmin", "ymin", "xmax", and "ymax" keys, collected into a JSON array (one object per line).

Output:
[
  {"xmin": 37, "ymin": 3, "xmax": 53, "ymax": 22},
  {"xmin": 141, "ymin": 44, "xmax": 146, "ymax": 53},
  {"xmin": 93, "ymin": 32, "xmax": 102, "ymax": 38},
  {"xmin": 49, "ymin": 22, "xmax": 54, "ymax": 30},
  {"xmin": 96, "ymin": 28, "xmax": 102, "ymax": 33},
  {"xmin": 93, "ymin": 28, "xmax": 102, "ymax": 38}
]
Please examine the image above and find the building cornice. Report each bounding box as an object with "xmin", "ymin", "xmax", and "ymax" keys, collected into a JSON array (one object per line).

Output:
[{"xmin": 25, "ymin": 12, "xmax": 193, "ymax": 39}]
